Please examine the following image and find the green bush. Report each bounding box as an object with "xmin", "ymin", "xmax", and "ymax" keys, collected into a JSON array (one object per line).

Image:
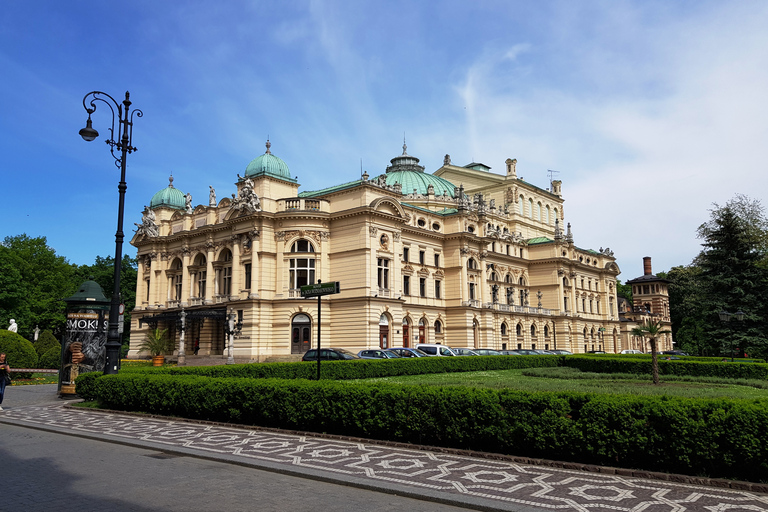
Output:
[
  {"xmin": 563, "ymin": 355, "xmax": 768, "ymax": 380},
  {"xmin": 38, "ymin": 346, "xmax": 62, "ymax": 369},
  {"xmin": 34, "ymin": 329, "xmax": 60, "ymax": 357},
  {"xmin": 123, "ymin": 354, "xmax": 562, "ymax": 380},
  {"xmin": 75, "ymin": 371, "xmax": 102, "ymax": 400},
  {"xmin": 86, "ymin": 372, "xmax": 768, "ymax": 482},
  {"xmin": 0, "ymin": 330, "xmax": 38, "ymax": 378}
]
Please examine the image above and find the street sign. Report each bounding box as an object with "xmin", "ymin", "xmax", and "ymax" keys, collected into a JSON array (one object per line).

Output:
[{"xmin": 300, "ymin": 281, "xmax": 340, "ymax": 298}]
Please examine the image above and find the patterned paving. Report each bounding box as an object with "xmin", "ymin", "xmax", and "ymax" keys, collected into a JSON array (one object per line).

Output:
[{"xmin": 3, "ymin": 403, "xmax": 768, "ymax": 511}]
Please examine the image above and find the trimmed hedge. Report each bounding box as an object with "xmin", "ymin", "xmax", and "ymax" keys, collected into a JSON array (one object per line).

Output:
[
  {"xmin": 120, "ymin": 354, "xmax": 562, "ymax": 380},
  {"xmin": 81, "ymin": 372, "xmax": 768, "ymax": 482},
  {"xmin": 564, "ymin": 355, "xmax": 768, "ymax": 380},
  {"xmin": 0, "ymin": 330, "xmax": 37, "ymax": 378}
]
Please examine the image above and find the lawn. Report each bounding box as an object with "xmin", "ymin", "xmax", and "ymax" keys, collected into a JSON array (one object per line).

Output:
[
  {"xmin": 361, "ymin": 366, "xmax": 768, "ymax": 399},
  {"xmin": 11, "ymin": 372, "xmax": 59, "ymax": 385}
]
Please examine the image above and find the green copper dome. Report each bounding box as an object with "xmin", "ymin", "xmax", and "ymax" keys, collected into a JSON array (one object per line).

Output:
[
  {"xmin": 150, "ymin": 176, "xmax": 186, "ymax": 210},
  {"xmin": 244, "ymin": 140, "xmax": 295, "ymax": 181},
  {"xmin": 385, "ymin": 143, "xmax": 456, "ymax": 197}
]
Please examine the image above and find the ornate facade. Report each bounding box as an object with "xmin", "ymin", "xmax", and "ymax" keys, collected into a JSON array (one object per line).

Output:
[
  {"xmin": 618, "ymin": 257, "xmax": 674, "ymax": 352},
  {"xmin": 129, "ymin": 142, "xmax": 628, "ymax": 360}
]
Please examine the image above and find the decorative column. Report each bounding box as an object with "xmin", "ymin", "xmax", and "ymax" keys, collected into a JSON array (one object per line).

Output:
[
  {"xmin": 180, "ymin": 247, "xmax": 190, "ymax": 306},
  {"xmin": 231, "ymin": 235, "xmax": 241, "ymax": 300},
  {"xmin": 205, "ymin": 241, "xmax": 215, "ymax": 304},
  {"xmin": 249, "ymin": 230, "xmax": 260, "ymax": 298},
  {"xmin": 147, "ymin": 252, "xmax": 158, "ymax": 308}
]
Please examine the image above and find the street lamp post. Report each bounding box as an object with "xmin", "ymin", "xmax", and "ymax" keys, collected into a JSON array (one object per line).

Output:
[
  {"xmin": 225, "ymin": 308, "xmax": 243, "ymax": 365},
  {"xmin": 79, "ymin": 91, "xmax": 142, "ymax": 375},
  {"xmin": 718, "ymin": 309, "xmax": 746, "ymax": 362},
  {"xmin": 178, "ymin": 309, "xmax": 187, "ymax": 366}
]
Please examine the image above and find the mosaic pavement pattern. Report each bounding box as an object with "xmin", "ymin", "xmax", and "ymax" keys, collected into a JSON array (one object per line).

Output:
[{"xmin": 4, "ymin": 403, "xmax": 768, "ymax": 511}]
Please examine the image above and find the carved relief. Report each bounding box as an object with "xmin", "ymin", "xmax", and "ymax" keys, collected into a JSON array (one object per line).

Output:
[{"xmin": 369, "ymin": 226, "xmax": 378, "ymax": 237}]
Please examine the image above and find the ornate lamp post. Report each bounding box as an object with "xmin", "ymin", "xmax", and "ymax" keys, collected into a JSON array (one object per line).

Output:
[
  {"xmin": 79, "ymin": 91, "xmax": 142, "ymax": 374},
  {"xmin": 178, "ymin": 309, "xmax": 187, "ymax": 365},
  {"xmin": 718, "ymin": 309, "xmax": 745, "ymax": 362},
  {"xmin": 225, "ymin": 308, "xmax": 243, "ymax": 365}
]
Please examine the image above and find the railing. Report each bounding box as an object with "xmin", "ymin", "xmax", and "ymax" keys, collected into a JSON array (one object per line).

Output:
[
  {"xmin": 462, "ymin": 299, "xmax": 481, "ymax": 307},
  {"xmin": 372, "ymin": 288, "xmax": 390, "ymax": 298},
  {"xmin": 189, "ymin": 298, "xmax": 203, "ymax": 306},
  {"xmin": 284, "ymin": 199, "xmax": 323, "ymax": 211},
  {"xmin": 214, "ymin": 295, "xmax": 229, "ymax": 304}
]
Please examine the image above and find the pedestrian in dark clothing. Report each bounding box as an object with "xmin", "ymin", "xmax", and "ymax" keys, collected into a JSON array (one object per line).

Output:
[
  {"xmin": 194, "ymin": 339, "xmax": 200, "ymax": 355},
  {"xmin": 0, "ymin": 352, "xmax": 10, "ymax": 411}
]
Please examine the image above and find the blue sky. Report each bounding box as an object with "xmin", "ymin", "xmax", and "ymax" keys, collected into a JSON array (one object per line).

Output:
[{"xmin": 2, "ymin": 1, "xmax": 767, "ymax": 281}]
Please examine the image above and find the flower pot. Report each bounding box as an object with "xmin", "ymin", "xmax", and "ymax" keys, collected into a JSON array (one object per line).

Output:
[{"xmin": 152, "ymin": 355, "xmax": 165, "ymax": 367}]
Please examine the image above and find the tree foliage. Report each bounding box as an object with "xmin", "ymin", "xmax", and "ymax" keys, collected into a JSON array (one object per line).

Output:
[
  {"xmin": 0, "ymin": 330, "xmax": 38, "ymax": 371},
  {"xmin": 0, "ymin": 235, "xmax": 78, "ymax": 338},
  {"xmin": 33, "ymin": 329, "xmax": 60, "ymax": 357},
  {"xmin": 631, "ymin": 319, "xmax": 670, "ymax": 385},
  {"xmin": 666, "ymin": 196, "xmax": 768, "ymax": 358}
]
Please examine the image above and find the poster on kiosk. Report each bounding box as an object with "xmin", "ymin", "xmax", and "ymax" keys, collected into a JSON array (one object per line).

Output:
[{"xmin": 59, "ymin": 279, "xmax": 110, "ymax": 397}]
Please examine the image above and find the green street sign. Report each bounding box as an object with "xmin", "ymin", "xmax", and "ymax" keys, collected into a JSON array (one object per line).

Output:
[{"xmin": 300, "ymin": 281, "xmax": 340, "ymax": 298}]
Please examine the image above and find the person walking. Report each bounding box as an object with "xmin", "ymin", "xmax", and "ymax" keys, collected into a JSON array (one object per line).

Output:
[{"xmin": 0, "ymin": 352, "xmax": 10, "ymax": 411}]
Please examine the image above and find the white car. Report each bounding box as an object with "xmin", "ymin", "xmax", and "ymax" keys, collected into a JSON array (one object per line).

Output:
[
  {"xmin": 620, "ymin": 349, "xmax": 643, "ymax": 354},
  {"xmin": 416, "ymin": 344, "xmax": 458, "ymax": 356}
]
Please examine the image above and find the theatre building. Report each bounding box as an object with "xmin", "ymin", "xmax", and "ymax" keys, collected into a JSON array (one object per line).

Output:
[{"xmin": 129, "ymin": 142, "xmax": 626, "ymax": 361}]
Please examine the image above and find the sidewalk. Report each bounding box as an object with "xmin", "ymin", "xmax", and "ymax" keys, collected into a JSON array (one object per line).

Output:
[{"xmin": 2, "ymin": 385, "xmax": 768, "ymax": 511}]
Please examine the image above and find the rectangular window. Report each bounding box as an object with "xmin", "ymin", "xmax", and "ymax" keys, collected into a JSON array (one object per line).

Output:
[
  {"xmin": 469, "ymin": 282, "xmax": 476, "ymax": 300},
  {"xmin": 197, "ymin": 271, "xmax": 207, "ymax": 298},
  {"xmin": 419, "ymin": 278, "xmax": 426, "ymax": 297},
  {"xmin": 146, "ymin": 279, "xmax": 151, "ymax": 302},
  {"xmin": 403, "ymin": 247, "xmax": 409, "ymax": 262},
  {"xmin": 403, "ymin": 276, "xmax": 410, "ymax": 296},
  {"xmin": 174, "ymin": 275, "xmax": 182, "ymax": 300},
  {"xmin": 244, "ymin": 263, "xmax": 252, "ymax": 289},
  {"xmin": 377, "ymin": 258, "xmax": 389, "ymax": 289},
  {"xmin": 419, "ymin": 250, "xmax": 425, "ymax": 265},
  {"xmin": 434, "ymin": 254, "xmax": 440, "ymax": 267},
  {"xmin": 435, "ymin": 280, "xmax": 441, "ymax": 299},
  {"xmin": 222, "ymin": 266, "xmax": 232, "ymax": 296}
]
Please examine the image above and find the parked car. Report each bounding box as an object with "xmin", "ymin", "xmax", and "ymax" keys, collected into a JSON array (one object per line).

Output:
[
  {"xmin": 662, "ymin": 350, "xmax": 689, "ymax": 356},
  {"xmin": 500, "ymin": 350, "xmax": 523, "ymax": 355},
  {"xmin": 302, "ymin": 348, "xmax": 360, "ymax": 361},
  {"xmin": 549, "ymin": 350, "xmax": 572, "ymax": 355},
  {"xmin": 358, "ymin": 349, "xmax": 401, "ymax": 359},
  {"xmin": 473, "ymin": 348, "xmax": 502, "ymax": 356},
  {"xmin": 416, "ymin": 344, "xmax": 458, "ymax": 356},
  {"xmin": 451, "ymin": 348, "xmax": 480, "ymax": 356},
  {"xmin": 620, "ymin": 349, "xmax": 643, "ymax": 354},
  {"xmin": 386, "ymin": 347, "xmax": 429, "ymax": 358},
  {"xmin": 587, "ymin": 350, "xmax": 606, "ymax": 354},
  {"xmin": 514, "ymin": 349, "xmax": 539, "ymax": 355}
]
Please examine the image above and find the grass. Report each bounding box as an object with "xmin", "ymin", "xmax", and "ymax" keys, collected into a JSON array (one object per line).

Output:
[
  {"xmin": 360, "ymin": 366, "xmax": 768, "ymax": 399},
  {"xmin": 11, "ymin": 373, "xmax": 59, "ymax": 385}
]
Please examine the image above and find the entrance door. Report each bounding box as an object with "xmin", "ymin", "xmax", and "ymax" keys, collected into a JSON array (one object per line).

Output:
[
  {"xmin": 291, "ymin": 314, "xmax": 312, "ymax": 354},
  {"xmin": 402, "ymin": 318, "xmax": 410, "ymax": 347},
  {"xmin": 418, "ymin": 318, "xmax": 426, "ymax": 344},
  {"xmin": 379, "ymin": 314, "xmax": 389, "ymax": 348}
]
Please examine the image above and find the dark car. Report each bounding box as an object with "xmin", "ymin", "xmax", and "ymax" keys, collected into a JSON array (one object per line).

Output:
[
  {"xmin": 451, "ymin": 348, "xmax": 480, "ymax": 356},
  {"xmin": 500, "ymin": 350, "xmax": 523, "ymax": 355},
  {"xmin": 514, "ymin": 349, "xmax": 539, "ymax": 355},
  {"xmin": 587, "ymin": 350, "xmax": 606, "ymax": 354},
  {"xmin": 387, "ymin": 347, "xmax": 429, "ymax": 358},
  {"xmin": 302, "ymin": 348, "xmax": 360, "ymax": 361},
  {"xmin": 358, "ymin": 349, "xmax": 401, "ymax": 359},
  {"xmin": 662, "ymin": 350, "xmax": 688, "ymax": 356},
  {"xmin": 549, "ymin": 349, "xmax": 573, "ymax": 355},
  {"xmin": 473, "ymin": 348, "xmax": 502, "ymax": 356}
]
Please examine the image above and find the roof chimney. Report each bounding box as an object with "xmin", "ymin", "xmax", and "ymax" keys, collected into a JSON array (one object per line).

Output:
[{"xmin": 643, "ymin": 256, "xmax": 652, "ymax": 276}]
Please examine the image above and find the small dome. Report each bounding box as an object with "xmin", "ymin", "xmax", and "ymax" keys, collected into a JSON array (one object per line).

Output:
[
  {"xmin": 384, "ymin": 142, "xmax": 456, "ymax": 197},
  {"xmin": 150, "ymin": 176, "xmax": 186, "ymax": 210},
  {"xmin": 244, "ymin": 140, "xmax": 294, "ymax": 181}
]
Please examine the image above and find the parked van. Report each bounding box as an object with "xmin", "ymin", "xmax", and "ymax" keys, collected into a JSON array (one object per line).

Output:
[{"xmin": 415, "ymin": 344, "xmax": 457, "ymax": 356}]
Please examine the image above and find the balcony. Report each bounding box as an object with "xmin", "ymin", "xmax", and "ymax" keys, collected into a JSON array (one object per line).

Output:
[{"xmin": 279, "ymin": 198, "xmax": 328, "ymax": 213}]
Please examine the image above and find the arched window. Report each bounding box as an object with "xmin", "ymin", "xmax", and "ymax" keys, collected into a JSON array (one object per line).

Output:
[
  {"xmin": 379, "ymin": 314, "xmax": 390, "ymax": 349},
  {"xmin": 192, "ymin": 254, "xmax": 207, "ymax": 298},
  {"xmin": 418, "ymin": 317, "xmax": 427, "ymax": 344},
  {"xmin": 490, "ymin": 271, "xmax": 497, "ymax": 281},
  {"xmin": 545, "ymin": 205, "xmax": 550, "ymax": 225},
  {"xmin": 528, "ymin": 198, "xmax": 534, "ymax": 219},
  {"xmin": 289, "ymin": 256, "xmax": 315, "ymax": 289},
  {"xmin": 531, "ymin": 324, "xmax": 537, "ymax": 337},
  {"xmin": 434, "ymin": 319, "xmax": 442, "ymax": 334},
  {"xmin": 169, "ymin": 258, "xmax": 183, "ymax": 301},
  {"xmin": 516, "ymin": 323, "xmax": 522, "ymax": 336},
  {"xmin": 544, "ymin": 325, "xmax": 549, "ymax": 337},
  {"xmin": 291, "ymin": 240, "xmax": 315, "ymax": 252},
  {"xmin": 501, "ymin": 323, "xmax": 508, "ymax": 336},
  {"xmin": 537, "ymin": 202, "xmax": 542, "ymax": 222},
  {"xmin": 216, "ymin": 248, "xmax": 233, "ymax": 297},
  {"xmin": 519, "ymin": 195, "xmax": 524, "ymax": 215},
  {"xmin": 402, "ymin": 317, "xmax": 411, "ymax": 347},
  {"xmin": 505, "ymin": 274, "xmax": 512, "ymax": 283},
  {"xmin": 467, "ymin": 258, "xmax": 477, "ymax": 270}
]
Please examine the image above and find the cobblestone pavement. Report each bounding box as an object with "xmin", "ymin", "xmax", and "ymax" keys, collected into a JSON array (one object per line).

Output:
[{"xmin": 3, "ymin": 398, "xmax": 768, "ymax": 512}]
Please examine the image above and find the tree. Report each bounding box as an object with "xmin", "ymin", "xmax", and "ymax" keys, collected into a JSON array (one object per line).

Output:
[
  {"xmin": 616, "ymin": 279, "xmax": 633, "ymax": 304},
  {"xmin": 0, "ymin": 235, "xmax": 79, "ymax": 338},
  {"xmin": 631, "ymin": 319, "xmax": 671, "ymax": 385},
  {"xmin": 696, "ymin": 204, "xmax": 768, "ymax": 358},
  {"xmin": 33, "ymin": 329, "xmax": 60, "ymax": 358},
  {"xmin": 662, "ymin": 265, "xmax": 706, "ymax": 353}
]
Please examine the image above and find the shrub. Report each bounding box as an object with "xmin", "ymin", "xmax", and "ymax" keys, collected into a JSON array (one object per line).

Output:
[
  {"xmin": 0, "ymin": 330, "xmax": 37, "ymax": 377},
  {"xmin": 38, "ymin": 346, "xmax": 62, "ymax": 369},
  {"xmin": 34, "ymin": 329, "xmax": 60, "ymax": 357},
  {"xmin": 85, "ymin": 372, "xmax": 768, "ymax": 482}
]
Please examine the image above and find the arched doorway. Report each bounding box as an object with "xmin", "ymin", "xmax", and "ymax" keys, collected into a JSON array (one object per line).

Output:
[
  {"xmin": 402, "ymin": 317, "xmax": 410, "ymax": 347},
  {"xmin": 291, "ymin": 314, "xmax": 312, "ymax": 354},
  {"xmin": 418, "ymin": 317, "xmax": 426, "ymax": 344},
  {"xmin": 379, "ymin": 314, "xmax": 389, "ymax": 348}
]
